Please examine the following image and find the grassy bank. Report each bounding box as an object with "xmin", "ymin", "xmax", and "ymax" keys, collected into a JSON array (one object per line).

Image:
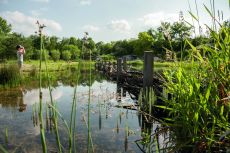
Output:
[
  {"xmin": 1, "ymin": 60, "xmax": 95, "ymax": 72},
  {"xmin": 127, "ymin": 60, "xmax": 198, "ymax": 70}
]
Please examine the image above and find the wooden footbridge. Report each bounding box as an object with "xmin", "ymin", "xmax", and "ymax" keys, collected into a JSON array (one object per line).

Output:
[{"xmin": 95, "ymin": 51, "xmax": 164, "ymax": 98}]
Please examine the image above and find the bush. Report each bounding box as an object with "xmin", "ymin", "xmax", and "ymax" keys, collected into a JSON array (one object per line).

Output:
[
  {"xmin": 32, "ymin": 49, "xmax": 49, "ymax": 60},
  {"xmin": 62, "ymin": 45, "xmax": 80, "ymax": 60},
  {"xmin": 50, "ymin": 50, "xmax": 60, "ymax": 61},
  {"xmin": 100, "ymin": 54, "xmax": 115, "ymax": 61},
  {"xmin": 71, "ymin": 49, "xmax": 80, "ymax": 60},
  {"xmin": 24, "ymin": 50, "xmax": 33, "ymax": 60},
  {"xmin": 62, "ymin": 50, "xmax": 71, "ymax": 61},
  {"xmin": 32, "ymin": 49, "xmax": 40, "ymax": 60}
]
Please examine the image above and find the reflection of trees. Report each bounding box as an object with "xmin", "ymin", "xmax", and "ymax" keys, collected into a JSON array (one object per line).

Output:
[
  {"xmin": 0, "ymin": 88, "xmax": 27, "ymax": 112},
  {"xmin": 135, "ymin": 112, "xmax": 162, "ymax": 152},
  {"xmin": 23, "ymin": 69, "xmax": 106, "ymax": 88}
]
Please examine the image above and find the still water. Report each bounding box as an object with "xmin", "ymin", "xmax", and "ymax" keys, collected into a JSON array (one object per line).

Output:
[{"xmin": 0, "ymin": 71, "xmax": 167, "ymax": 153}]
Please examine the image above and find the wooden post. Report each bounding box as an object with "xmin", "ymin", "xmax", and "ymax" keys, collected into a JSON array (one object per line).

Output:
[
  {"xmin": 117, "ymin": 58, "xmax": 122, "ymax": 82},
  {"xmin": 123, "ymin": 57, "xmax": 127, "ymax": 72},
  {"xmin": 143, "ymin": 51, "xmax": 153, "ymax": 88}
]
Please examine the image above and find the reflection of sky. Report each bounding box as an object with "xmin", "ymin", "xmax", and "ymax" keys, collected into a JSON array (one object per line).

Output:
[
  {"xmin": 0, "ymin": 79, "xmax": 165, "ymax": 152},
  {"xmin": 24, "ymin": 88, "xmax": 63, "ymax": 105},
  {"xmin": 23, "ymin": 80, "xmax": 117, "ymax": 106}
]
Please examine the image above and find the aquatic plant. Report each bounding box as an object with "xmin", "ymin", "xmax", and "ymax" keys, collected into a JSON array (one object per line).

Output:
[
  {"xmin": 155, "ymin": 2, "xmax": 230, "ymax": 152},
  {"xmin": 0, "ymin": 64, "xmax": 21, "ymax": 87}
]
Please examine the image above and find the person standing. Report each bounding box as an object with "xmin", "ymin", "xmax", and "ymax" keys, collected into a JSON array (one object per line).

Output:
[{"xmin": 16, "ymin": 45, "xmax": 25, "ymax": 70}]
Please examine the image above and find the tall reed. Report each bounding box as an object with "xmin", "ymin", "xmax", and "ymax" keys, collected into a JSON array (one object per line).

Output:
[
  {"xmin": 38, "ymin": 32, "xmax": 47, "ymax": 153},
  {"xmin": 42, "ymin": 42, "xmax": 62, "ymax": 152},
  {"xmin": 0, "ymin": 64, "xmax": 21, "ymax": 87},
  {"xmin": 155, "ymin": 3, "xmax": 230, "ymax": 151},
  {"xmin": 86, "ymin": 36, "xmax": 94, "ymax": 153}
]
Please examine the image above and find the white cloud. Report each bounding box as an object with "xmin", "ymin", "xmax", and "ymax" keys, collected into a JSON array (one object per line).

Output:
[
  {"xmin": 32, "ymin": 0, "xmax": 49, "ymax": 3},
  {"xmin": 139, "ymin": 12, "xmax": 178, "ymax": 27},
  {"xmin": 80, "ymin": 0, "xmax": 91, "ymax": 5},
  {"xmin": 82, "ymin": 25, "xmax": 99, "ymax": 32},
  {"xmin": 31, "ymin": 10, "xmax": 42, "ymax": 17},
  {"xmin": 107, "ymin": 20, "xmax": 131, "ymax": 33},
  {"xmin": 1, "ymin": 11, "xmax": 62, "ymax": 36}
]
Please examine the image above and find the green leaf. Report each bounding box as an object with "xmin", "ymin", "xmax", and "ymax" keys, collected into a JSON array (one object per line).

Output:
[
  {"xmin": 188, "ymin": 11, "xmax": 199, "ymax": 22},
  {"xmin": 0, "ymin": 145, "xmax": 8, "ymax": 153},
  {"xmin": 205, "ymin": 82, "xmax": 212, "ymax": 101},
  {"xmin": 203, "ymin": 4, "xmax": 214, "ymax": 19},
  {"xmin": 220, "ymin": 105, "xmax": 224, "ymax": 117},
  {"xmin": 154, "ymin": 105, "xmax": 174, "ymax": 111},
  {"xmin": 194, "ymin": 112, "xmax": 199, "ymax": 122}
]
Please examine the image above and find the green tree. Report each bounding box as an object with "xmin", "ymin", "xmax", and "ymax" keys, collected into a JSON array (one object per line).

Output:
[
  {"xmin": 171, "ymin": 22, "xmax": 192, "ymax": 40},
  {"xmin": 62, "ymin": 45, "xmax": 80, "ymax": 60},
  {"xmin": 0, "ymin": 17, "xmax": 12, "ymax": 35},
  {"xmin": 82, "ymin": 37, "xmax": 96, "ymax": 59},
  {"xmin": 46, "ymin": 36, "xmax": 59, "ymax": 51},
  {"xmin": 112, "ymin": 40, "xmax": 134, "ymax": 57},
  {"xmin": 62, "ymin": 50, "xmax": 71, "ymax": 61},
  {"xmin": 134, "ymin": 32, "xmax": 154, "ymax": 56},
  {"xmin": 50, "ymin": 49, "xmax": 61, "ymax": 61}
]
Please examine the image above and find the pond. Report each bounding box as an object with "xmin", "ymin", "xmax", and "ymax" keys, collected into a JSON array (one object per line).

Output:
[{"xmin": 0, "ymin": 70, "xmax": 168, "ymax": 153}]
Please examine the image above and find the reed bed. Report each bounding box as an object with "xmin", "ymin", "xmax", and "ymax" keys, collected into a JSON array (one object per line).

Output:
[
  {"xmin": 153, "ymin": 1, "xmax": 230, "ymax": 152},
  {"xmin": 0, "ymin": 64, "xmax": 21, "ymax": 87}
]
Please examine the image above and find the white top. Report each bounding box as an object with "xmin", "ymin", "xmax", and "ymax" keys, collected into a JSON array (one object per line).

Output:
[{"xmin": 17, "ymin": 48, "xmax": 25, "ymax": 62}]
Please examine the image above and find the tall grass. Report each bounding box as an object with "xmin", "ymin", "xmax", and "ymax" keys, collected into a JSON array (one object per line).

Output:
[
  {"xmin": 84, "ymin": 37, "xmax": 95, "ymax": 153},
  {"xmin": 0, "ymin": 64, "xmax": 21, "ymax": 87},
  {"xmin": 34, "ymin": 30, "xmax": 96, "ymax": 153},
  {"xmin": 38, "ymin": 32, "xmax": 47, "ymax": 153},
  {"xmin": 154, "ymin": 2, "xmax": 230, "ymax": 152},
  {"xmin": 42, "ymin": 41, "xmax": 62, "ymax": 152}
]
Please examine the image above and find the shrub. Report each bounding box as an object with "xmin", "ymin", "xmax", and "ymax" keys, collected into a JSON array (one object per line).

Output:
[
  {"xmin": 62, "ymin": 45, "xmax": 80, "ymax": 60},
  {"xmin": 50, "ymin": 50, "xmax": 60, "ymax": 61},
  {"xmin": 100, "ymin": 54, "xmax": 115, "ymax": 61},
  {"xmin": 32, "ymin": 49, "xmax": 49, "ymax": 60},
  {"xmin": 62, "ymin": 50, "xmax": 71, "ymax": 61}
]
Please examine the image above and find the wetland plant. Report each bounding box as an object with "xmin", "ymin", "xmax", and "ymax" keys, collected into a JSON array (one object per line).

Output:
[
  {"xmin": 154, "ymin": 2, "xmax": 230, "ymax": 152},
  {"xmin": 0, "ymin": 64, "xmax": 21, "ymax": 87}
]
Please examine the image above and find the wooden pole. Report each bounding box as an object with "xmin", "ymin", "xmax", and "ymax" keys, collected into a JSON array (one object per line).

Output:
[
  {"xmin": 123, "ymin": 57, "xmax": 127, "ymax": 72},
  {"xmin": 143, "ymin": 51, "xmax": 153, "ymax": 88},
  {"xmin": 117, "ymin": 58, "xmax": 122, "ymax": 82}
]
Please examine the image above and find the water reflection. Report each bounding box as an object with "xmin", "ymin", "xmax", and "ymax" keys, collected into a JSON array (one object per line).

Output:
[
  {"xmin": 0, "ymin": 88, "xmax": 27, "ymax": 112},
  {"xmin": 0, "ymin": 70, "xmax": 167, "ymax": 152}
]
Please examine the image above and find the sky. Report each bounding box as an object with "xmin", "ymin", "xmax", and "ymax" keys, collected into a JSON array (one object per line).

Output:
[{"xmin": 0, "ymin": 0, "xmax": 229, "ymax": 42}]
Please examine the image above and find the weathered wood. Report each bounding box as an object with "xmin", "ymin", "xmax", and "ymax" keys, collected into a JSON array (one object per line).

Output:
[
  {"xmin": 123, "ymin": 57, "xmax": 127, "ymax": 72},
  {"xmin": 143, "ymin": 51, "xmax": 153, "ymax": 88},
  {"xmin": 117, "ymin": 58, "xmax": 122, "ymax": 81}
]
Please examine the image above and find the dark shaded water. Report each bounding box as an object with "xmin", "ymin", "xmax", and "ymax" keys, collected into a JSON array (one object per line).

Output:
[{"xmin": 0, "ymin": 71, "xmax": 168, "ymax": 153}]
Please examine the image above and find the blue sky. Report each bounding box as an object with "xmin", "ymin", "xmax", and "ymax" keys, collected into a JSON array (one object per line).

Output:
[{"xmin": 0, "ymin": 0, "xmax": 229, "ymax": 42}]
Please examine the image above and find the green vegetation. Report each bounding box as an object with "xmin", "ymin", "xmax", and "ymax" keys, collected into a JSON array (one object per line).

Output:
[
  {"xmin": 0, "ymin": 0, "xmax": 229, "ymax": 153},
  {"xmin": 127, "ymin": 60, "xmax": 199, "ymax": 71},
  {"xmin": 0, "ymin": 64, "xmax": 21, "ymax": 87},
  {"xmin": 50, "ymin": 49, "xmax": 60, "ymax": 61},
  {"xmin": 157, "ymin": 25, "xmax": 230, "ymax": 151},
  {"xmin": 152, "ymin": 3, "xmax": 230, "ymax": 152},
  {"xmin": 62, "ymin": 50, "xmax": 72, "ymax": 61},
  {"xmin": 1, "ymin": 13, "xmax": 229, "ymax": 62}
]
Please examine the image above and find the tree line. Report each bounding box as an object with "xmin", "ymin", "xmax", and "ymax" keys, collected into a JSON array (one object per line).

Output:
[{"xmin": 0, "ymin": 16, "xmax": 229, "ymax": 61}]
